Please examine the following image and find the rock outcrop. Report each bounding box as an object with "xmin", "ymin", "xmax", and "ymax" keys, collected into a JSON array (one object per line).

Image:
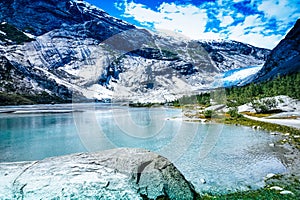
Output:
[
  {"xmin": 200, "ymin": 39, "xmax": 269, "ymax": 71},
  {"xmin": 0, "ymin": 148, "xmax": 197, "ymax": 199}
]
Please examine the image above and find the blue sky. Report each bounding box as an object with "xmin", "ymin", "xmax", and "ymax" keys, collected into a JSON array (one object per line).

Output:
[{"xmin": 85, "ymin": 0, "xmax": 300, "ymax": 49}]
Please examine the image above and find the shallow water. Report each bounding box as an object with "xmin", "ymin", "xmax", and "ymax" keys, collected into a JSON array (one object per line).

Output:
[{"xmin": 0, "ymin": 104, "xmax": 287, "ymax": 193}]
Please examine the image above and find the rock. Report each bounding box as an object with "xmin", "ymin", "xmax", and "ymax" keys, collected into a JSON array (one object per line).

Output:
[
  {"xmin": 264, "ymin": 173, "xmax": 276, "ymax": 180},
  {"xmin": 200, "ymin": 40, "xmax": 269, "ymax": 71},
  {"xmin": 0, "ymin": 148, "xmax": 197, "ymax": 199},
  {"xmin": 239, "ymin": 95, "xmax": 300, "ymax": 115},
  {"xmin": 270, "ymin": 132, "xmax": 278, "ymax": 135},
  {"xmin": 255, "ymin": 19, "xmax": 300, "ymax": 81},
  {"xmin": 253, "ymin": 19, "xmax": 300, "ymax": 82},
  {"xmin": 279, "ymin": 190, "xmax": 294, "ymax": 195},
  {"xmin": 200, "ymin": 178, "xmax": 206, "ymax": 184},
  {"xmin": 204, "ymin": 104, "xmax": 226, "ymax": 111},
  {"xmin": 270, "ymin": 186, "xmax": 283, "ymax": 191},
  {"xmin": 252, "ymin": 125, "xmax": 261, "ymax": 130},
  {"xmin": 238, "ymin": 104, "xmax": 256, "ymax": 113}
]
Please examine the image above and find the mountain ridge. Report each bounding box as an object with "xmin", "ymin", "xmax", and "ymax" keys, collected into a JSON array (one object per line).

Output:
[
  {"xmin": 0, "ymin": 0, "xmax": 271, "ymax": 103},
  {"xmin": 252, "ymin": 18, "xmax": 300, "ymax": 82}
]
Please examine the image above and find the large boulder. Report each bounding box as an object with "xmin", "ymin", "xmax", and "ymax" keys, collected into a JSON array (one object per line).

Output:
[{"xmin": 0, "ymin": 148, "xmax": 197, "ymax": 199}]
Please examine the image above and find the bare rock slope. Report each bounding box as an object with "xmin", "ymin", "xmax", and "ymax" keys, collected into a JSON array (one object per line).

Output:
[{"xmin": 253, "ymin": 19, "xmax": 300, "ymax": 82}]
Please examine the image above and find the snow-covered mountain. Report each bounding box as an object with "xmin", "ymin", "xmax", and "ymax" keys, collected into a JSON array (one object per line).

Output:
[{"xmin": 0, "ymin": 0, "xmax": 270, "ymax": 103}]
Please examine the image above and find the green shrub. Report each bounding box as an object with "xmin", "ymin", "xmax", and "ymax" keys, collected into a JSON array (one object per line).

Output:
[
  {"xmin": 227, "ymin": 107, "xmax": 242, "ymax": 118},
  {"xmin": 203, "ymin": 110, "xmax": 216, "ymax": 118}
]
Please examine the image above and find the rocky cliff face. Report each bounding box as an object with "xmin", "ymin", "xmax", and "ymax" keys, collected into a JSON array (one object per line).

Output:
[
  {"xmin": 0, "ymin": 0, "xmax": 135, "ymax": 37},
  {"xmin": 0, "ymin": 0, "xmax": 270, "ymax": 103},
  {"xmin": 253, "ymin": 19, "xmax": 300, "ymax": 82},
  {"xmin": 0, "ymin": 148, "xmax": 197, "ymax": 199},
  {"xmin": 200, "ymin": 40, "xmax": 269, "ymax": 71}
]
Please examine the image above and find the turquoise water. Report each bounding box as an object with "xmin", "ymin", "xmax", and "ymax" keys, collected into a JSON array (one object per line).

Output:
[
  {"xmin": 0, "ymin": 113, "xmax": 86, "ymax": 162},
  {"xmin": 0, "ymin": 104, "xmax": 287, "ymax": 193}
]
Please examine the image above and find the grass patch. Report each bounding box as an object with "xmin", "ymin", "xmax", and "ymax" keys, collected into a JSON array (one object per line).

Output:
[
  {"xmin": 241, "ymin": 111, "xmax": 273, "ymax": 118},
  {"xmin": 269, "ymin": 116, "xmax": 299, "ymax": 120},
  {"xmin": 200, "ymin": 184, "xmax": 298, "ymax": 199},
  {"xmin": 198, "ymin": 173, "xmax": 300, "ymax": 199}
]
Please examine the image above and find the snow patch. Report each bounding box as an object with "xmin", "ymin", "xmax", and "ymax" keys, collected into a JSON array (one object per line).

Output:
[
  {"xmin": 0, "ymin": 30, "xmax": 6, "ymax": 36},
  {"xmin": 23, "ymin": 32, "xmax": 35, "ymax": 39}
]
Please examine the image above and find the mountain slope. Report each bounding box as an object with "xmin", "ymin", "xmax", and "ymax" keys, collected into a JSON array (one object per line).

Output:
[
  {"xmin": 253, "ymin": 19, "xmax": 300, "ymax": 82},
  {"xmin": 0, "ymin": 0, "xmax": 270, "ymax": 103}
]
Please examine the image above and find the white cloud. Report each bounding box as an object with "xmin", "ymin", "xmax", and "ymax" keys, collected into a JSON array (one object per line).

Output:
[
  {"xmin": 114, "ymin": 2, "xmax": 123, "ymax": 11},
  {"xmin": 121, "ymin": 1, "xmax": 209, "ymax": 40},
  {"xmin": 220, "ymin": 16, "xmax": 234, "ymax": 27},
  {"xmin": 123, "ymin": 1, "xmax": 161, "ymax": 24},
  {"xmin": 231, "ymin": 32, "xmax": 283, "ymax": 49},
  {"xmin": 250, "ymin": 26, "xmax": 265, "ymax": 33},
  {"xmin": 116, "ymin": 0, "xmax": 298, "ymax": 49},
  {"xmin": 201, "ymin": 31, "xmax": 224, "ymax": 40},
  {"xmin": 243, "ymin": 15, "xmax": 263, "ymax": 27},
  {"xmin": 236, "ymin": 13, "xmax": 244, "ymax": 18},
  {"xmin": 257, "ymin": 0, "xmax": 300, "ymax": 22},
  {"xmin": 225, "ymin": 15, "xmax": 283, "ymax": 49}
]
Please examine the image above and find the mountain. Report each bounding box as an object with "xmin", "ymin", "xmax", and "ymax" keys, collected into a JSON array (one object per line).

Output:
[
  {"xmin": 252, "ymin": 19, "xmax": 300, "ymax": 82},
  {"xmin": 0, "ymin": 0, "xmax": 270, "ymax": 104}
]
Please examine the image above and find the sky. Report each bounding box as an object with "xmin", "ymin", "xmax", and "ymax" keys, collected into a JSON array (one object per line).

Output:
[{"xmin": 85, "ymin": 0, "xmax": 300, "ymax": 49}]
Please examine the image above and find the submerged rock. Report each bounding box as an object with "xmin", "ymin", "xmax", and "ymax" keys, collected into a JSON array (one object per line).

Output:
[
  {"xmin": 264, "ymin": 173, "xmax": 276, "ymax": 180},
  {"xmin": 269, "ymin": 186, "xmax": 283, "ymax": 191},
  {"xmin": 200, "ymin": 178, "xmax": 206, "ymax": 184},
  {"xmin": 0, "ymin": 148, "xmax": 197, "ymax": 199},
  {"xmin": 279, "ymin": 190, "xmax": 294, "ymax": 195},
  {"xmin": 269, "ymin": 143, "xmax": 275, "ymax": 147}
]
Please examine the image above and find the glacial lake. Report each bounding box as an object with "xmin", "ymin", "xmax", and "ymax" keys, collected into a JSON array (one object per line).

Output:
[{"xmin": 0, "ymin": 103, "xmax": 287, "ymax": 194}]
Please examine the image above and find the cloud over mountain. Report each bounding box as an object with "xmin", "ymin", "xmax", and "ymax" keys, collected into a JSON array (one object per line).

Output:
[{"xmin": 112, "ymin": 0, "xmax": 299, "ymax": 49}]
